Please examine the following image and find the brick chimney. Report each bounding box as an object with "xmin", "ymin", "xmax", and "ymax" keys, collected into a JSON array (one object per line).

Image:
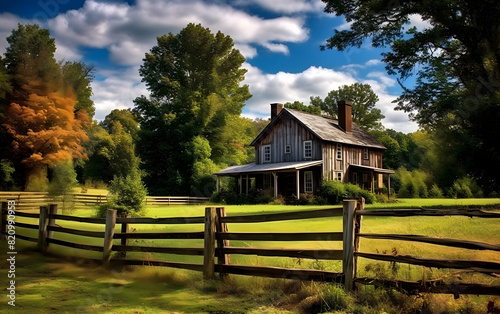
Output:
[
  {"xmin": 338, "ymin": 100, "xmax": 352, "ymax": 133},
  {"xmin": 271, "ymin": 103, "xmax": 283, "ymax": 119}
]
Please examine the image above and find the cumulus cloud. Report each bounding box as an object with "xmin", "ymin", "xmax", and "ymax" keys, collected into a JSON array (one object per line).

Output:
[
  {"xmin": 47, "ymin": 0, "xmax": 310, "ymax": 65},
  {"xmin": 91, "ymin": 66, "xmax": 148, "ymax": 120},
  {"xmin": 0, "ymin": 13, "xmax": 29, "ymax": 55},
  {"xmin": 242, "ymin": 63, "xmax": 418, "ymax": 133}
]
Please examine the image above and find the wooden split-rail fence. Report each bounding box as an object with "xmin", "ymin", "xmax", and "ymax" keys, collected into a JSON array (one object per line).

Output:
[
  {"xmin": 0, "ymin": 192, "xmax": 209, "ymax": 211},
  {"xmin": 1, "ymin": 199, "xmax": 500, "ymax": 296}
]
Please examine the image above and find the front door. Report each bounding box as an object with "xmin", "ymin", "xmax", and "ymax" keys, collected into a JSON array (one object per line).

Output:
[{"xmin": 283, "ymin": 173, "xmax": 296, "ymax": 197}]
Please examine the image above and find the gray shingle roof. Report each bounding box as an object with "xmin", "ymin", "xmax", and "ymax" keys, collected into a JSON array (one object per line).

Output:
[
  {"xmin": 251, "ymin": 108, "xmax": 386, "ymax": 149},
  {"xmin": 214, "ymin": 160, "xmax": 323, "ymax": 176}
]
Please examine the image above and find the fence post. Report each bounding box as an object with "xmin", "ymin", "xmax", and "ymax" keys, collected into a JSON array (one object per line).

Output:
[
  {"xmin": 38, "ymin": 206, "xmax": 49, "ymax": 253},
  {"xmin": 354, "ymin": 197, "xmax": 364, "ymax": 282},
  {"xmin": 46, "ymin": 204, "xmax": 58, "ymax": 248},
  {"xmin": 1, "ymin": 202, "xmax": 7, "ymax": 236},
  {"xmin": 215, "ymin": 207, "xmax": 230, "ymax": 279},
  {"xmin": 203, "ymin": 207, "xmax": 217, "ymax": 280},
  {"xmin": 343, "ymin": 199, "xmax": 357, "ymax": 291},
  {"xmin": 103, "ymin": 209, "xmax": 117, "ymax": 263},
  {"xmin": 120, "ymin": 214, "xmax": 130, "ymax": 257}
]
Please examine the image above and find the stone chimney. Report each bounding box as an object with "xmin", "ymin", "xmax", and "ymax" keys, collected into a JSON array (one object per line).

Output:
[
  {"xmin": 338, "ymin": 100, "xmax": 352, "ymax": 133},
  {"xmin": 271, "ymin": 103, "xmax": 283, "ymax": 119}
]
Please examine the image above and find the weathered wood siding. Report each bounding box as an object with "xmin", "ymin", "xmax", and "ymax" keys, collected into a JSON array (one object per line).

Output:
[
  {"xmin": 254, "ymin": 114, "xmax": 321, "ymax": 164},
  {"xmin": 322, "ymin": 142, "xmax": 383, "ymax": 180}
]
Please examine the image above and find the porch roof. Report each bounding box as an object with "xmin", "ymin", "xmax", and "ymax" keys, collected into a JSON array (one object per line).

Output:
[
  {"xmin": 214, "ymin": 160, "xmax": 323, "ymax": 176},
  {"xmin": 349, "ymin": 164, "xmax": 395, "ymax": 174}
]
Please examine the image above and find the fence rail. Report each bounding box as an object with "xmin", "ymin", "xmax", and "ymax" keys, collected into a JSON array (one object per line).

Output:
[
  {"xmin": 0, "ymin": 192, "xmax": 210, "ymax": 210},
  {"xmin": 1, "ymin": 200, "xmax": 500, "ymax": 297}
]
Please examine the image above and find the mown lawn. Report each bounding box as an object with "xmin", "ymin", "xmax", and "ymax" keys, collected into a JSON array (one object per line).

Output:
[{"xmin": 6, "ymin": 198, "xmax": 500, "ymax": 313}]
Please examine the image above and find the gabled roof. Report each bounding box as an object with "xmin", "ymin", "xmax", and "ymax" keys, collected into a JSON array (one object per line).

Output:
[
  {"xmin": 251, "ymin": 108, "xmax": 386, "ymax": 149},
  {"xmin": 214, "ymin": 160, "xmax": 323, "ymax": 176}
]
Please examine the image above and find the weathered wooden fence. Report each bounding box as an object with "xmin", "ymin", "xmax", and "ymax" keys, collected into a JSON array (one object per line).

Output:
[
  {"xmin": 0, "ymin": 192, "xmax": 209, "ymax": 210},
  {"xmin": 1, "ymin": 200, "xmax": 500, "ymax": 296}
]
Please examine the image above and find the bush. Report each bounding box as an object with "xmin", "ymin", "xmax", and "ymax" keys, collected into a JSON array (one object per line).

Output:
[
  {"xmin": 318, "ymin": 180, "xmax": 376, "ymax": 204},
  {"xmin": 428, "ymin": 184, "xmax": 443, "ymax": 198},
  {"xmin": 211, "ymin": 188, "xmax": 274, "ymax": 205},
  {"xmin": 97, "ymin": 170, "xmax": 147, "ymax": 217},
  {"xmin": 394, "ymin": 167, "xmax": 430, "ymax": 198},
  {"xmin": 447, "ymin": 177, "xmax": 483, "ymax": 198}
]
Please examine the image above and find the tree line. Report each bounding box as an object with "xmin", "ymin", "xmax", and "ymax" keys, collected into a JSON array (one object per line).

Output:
[
  {"xmin": 0, "ymin": 23, "xmax": 267, "ymax": 201},
  {"xmin": 1, "ymin": 4, "xmax": 499, "ymax": 201}
]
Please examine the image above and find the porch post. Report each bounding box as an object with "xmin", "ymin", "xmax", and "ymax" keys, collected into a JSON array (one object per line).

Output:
[
  {"xmin": 246, "ymin": 174, "xmax": 249, "ymax": 195},
  {"xmin": 296, "ymin": 170, "xmax": 300, "ymax": 199},
  {"xmin": 216, "ymin": 176, "xmax": 220, "ymax": 193},
  {"xmin": 272, "ymin": 172, "xmax": 278, "ymax": 199}
]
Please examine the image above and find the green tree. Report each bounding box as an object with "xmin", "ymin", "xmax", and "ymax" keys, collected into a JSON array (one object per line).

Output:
[
  {"xmin": 311, "ymin": 83, "xmax": 385, "ymax": 131},
  {"xmin": 101, "ymin": 109, "xmax": 139, "ymax": 140},
  {"xmin": 48, "ymin": 159, "xmax": 78, "ymax": 213},
  {"xmin": 61, "ymin": 61, "xmax": 95, "ymax": 119},
  {"xmin": 83, "ymin": 120, "xmax": 141, "ymax": 183},
  {"xmin": 321, "ymin": 0, "xmax": 500, "ymax": 192},
  {"xmin": 0, "ymin": 56, "xmax": 11, "ymax": 101},
  {"xmin": 134, "ymin": 23, "xmax": 251, "ymax": 195},
  {"xmin": 284, "ymin": 101, "xmax": 322, "ymax": 115}
]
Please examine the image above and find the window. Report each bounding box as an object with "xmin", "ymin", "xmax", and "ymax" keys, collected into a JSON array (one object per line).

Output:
[
  {"xmin": 285, "ymin": 144, "xmax": 291, "ymax": 154},
  {"xmin": 303, "ymin": 140, "xmax": 312, "ymax": 159},
  {"xmin": 336, "ymin": 143, "xmax": 342, "ymax": 160},
  {"xmin": 263, "ymin": 145, "xmax": 271, "ymax": 163},
  {"xmin": 364, "ymin": 148, "xmax": 369, "ymax": 160},
  {"xmin": 352, "ymin": 172, "xmax": 358, "ymax": 184},
  {"xmin": 304, "ymin": 171, "xmax": 313, "ymax": 193},
  {"xmin": 336, "ymin": 172, "xmax": 343, "ymax": 182}
]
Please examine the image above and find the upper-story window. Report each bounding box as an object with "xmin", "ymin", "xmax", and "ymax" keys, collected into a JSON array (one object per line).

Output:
[
  {"xmin": 285, "ymin": 144, "xmax": 291, "ymax": 154},
  {"xmin": 263, "ymin": 145, "xmax": 271, "ymax": 163},
  {"xmin": 336, "ymin": 143, "xmax": 342, "ymax": 160},
  {"xmin": 303, "ymin": 140, "xmax": 312, "ymax": 159},
  {"xmin": 364, "ymin": 148, "xmax": 369, "ymax": 160}
]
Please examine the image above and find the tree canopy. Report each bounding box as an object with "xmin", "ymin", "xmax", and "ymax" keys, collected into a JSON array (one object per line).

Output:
[
  {"xmin": 0, "ymin": 24, "xmax": 91, "ymax": 188},
  {"xmin": 134, "ymin": 23, "xmax": 251, "ymax": 195},
  {"xmin": 310, "ymin": 83, "xmax": 385, "ymax": 131},
  {"xmin": 322, "ymin": 0, "xmax": 500, "ymax": 192}
]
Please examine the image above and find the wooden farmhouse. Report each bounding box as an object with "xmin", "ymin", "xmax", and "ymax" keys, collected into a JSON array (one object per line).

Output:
[{"xmin": 214, "ymin": 101, "xmax": 394, "ymax": 199}]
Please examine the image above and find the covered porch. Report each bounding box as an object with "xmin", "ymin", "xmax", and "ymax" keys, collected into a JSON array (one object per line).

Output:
[
  {"xmin": 214, "ymin": 160, "xmax": 323, "ymax": 199},
  {"xmin": 348, "ymin": 164, "xmax": 395, "ymax": 196}
]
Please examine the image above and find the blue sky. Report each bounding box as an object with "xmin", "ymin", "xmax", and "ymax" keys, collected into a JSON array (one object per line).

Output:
[{"xmin": 0, "ymin": 0, "xmax": 426, "ymax": 132}]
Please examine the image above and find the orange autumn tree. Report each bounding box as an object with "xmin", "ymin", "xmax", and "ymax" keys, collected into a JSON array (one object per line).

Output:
[
  {"xmin": 3, "ymin": 86, "xmax": 89, "ymax": 169},
  {"xmin": 1, "ymin": 24, "xmax": 90, "ymax": 189}
]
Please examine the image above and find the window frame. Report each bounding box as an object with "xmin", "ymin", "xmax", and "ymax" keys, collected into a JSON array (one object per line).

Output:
[
  {"xmin": 285, "ymin": 144, "xmax": 291, "ymax": 154},
  {"xmin": 262, "ymin": 144, "xmax": 271, "ymax": 163},
  {"xmin": 336, "ymin": 143, "xmax": 343, "ymax": 160},
  {"xmin": 304, "ymin": 171, "xmax": 313, "ymax": 193},
  {"xmin": 336, "ymin": 172, "xmax": 343, "ymax": 182},
  {"xmin": 364, "ymin": 148, "xmax": 369, "ymax": 160},
  {"xmin": 303, "ymin": 140, "xmax": 312, "ymax": 159}
]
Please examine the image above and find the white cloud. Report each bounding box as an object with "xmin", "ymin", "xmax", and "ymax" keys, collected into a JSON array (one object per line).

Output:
[
  {"xmin": 91, "ymin": 66, "xmax": 148, "ymax": 120},
  {"xmin": 0, "ymin": 13, "xmax": 30, "ymax": 55},
  {"xmin": 47, "ymin": 0, "xmax": 310, "ymax": 65},
  {"xmin": 242, "ymin": 63, "xmax": 418, "ymax": 133},
  {"xmin": 408, "ymin": 14, "xmax": 432, "ymax": 31},
  {"xmin": 365, "ymin": 59, "xmax": 381, "ymax": 67}
]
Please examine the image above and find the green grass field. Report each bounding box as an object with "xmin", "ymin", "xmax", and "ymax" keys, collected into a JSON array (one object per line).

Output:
[{"xmin": 6, "ymin": 198, "xmax": 500, "ymax": 313}]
